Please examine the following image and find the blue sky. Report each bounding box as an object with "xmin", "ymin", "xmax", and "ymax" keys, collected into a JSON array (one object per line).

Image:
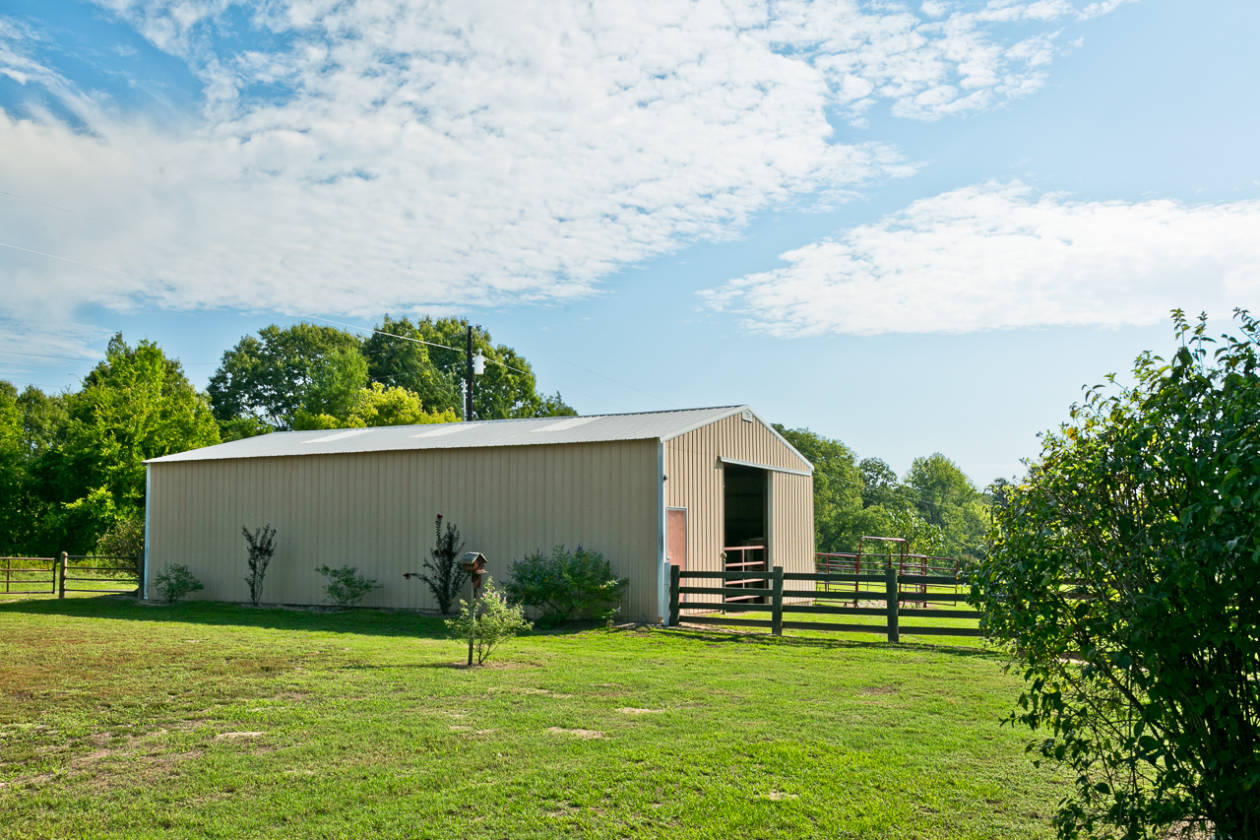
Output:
[{"xmin": 2, "ymin": 0, "xmax": 1258, "ymax": 485}]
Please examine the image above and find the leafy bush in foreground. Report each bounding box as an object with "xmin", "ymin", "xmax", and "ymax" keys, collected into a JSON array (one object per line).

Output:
[
  {"xmin": 445, "ymin": 579, "xmax": 531, "ymax": 665},
  {"xmin": 505, "ymin": 545, "xmax": 627, "ymax": 627},
  {"xmin": 973, "ymin": 311, "xmax": 1260, "ymax": 840}
]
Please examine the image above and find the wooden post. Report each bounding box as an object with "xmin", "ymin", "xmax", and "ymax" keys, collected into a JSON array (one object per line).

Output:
[
  {"xmin": 885, "ymin": 560, "xmax": 899, "ymax": 643},
  {"xmin": 467, "ymin": 574, "xmax": 477, "ymax": 667},
  {"xmin": 771, "ymin": 565, "xmax": 784, "ymax": 636},
  {"xmin": 58, "ymin": 552, "xmax": 67, "ymax": 599},
  {"xmin": 668, "ymin": 563, "xmax": 680, "ymax": 627},
  {"xmin": 4, "ymin": 558, "xmax": 9, "ymax": 594}
]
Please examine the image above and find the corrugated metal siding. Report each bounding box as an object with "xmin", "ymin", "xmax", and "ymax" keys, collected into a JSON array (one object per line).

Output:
[
  {"xmin": 147, "ymin": 439, "xmax": 662, "ymax": 620},
  {"xmin": 669, "ymin": 411, "xmax": 810, "ymax": 472},
  {"xmin": 770, "ymin": 470, "xmax": 816, "ymax": 604},
  {"xmin": 664, "ymin": 414, "xmax": 815, "ymax": 607}
]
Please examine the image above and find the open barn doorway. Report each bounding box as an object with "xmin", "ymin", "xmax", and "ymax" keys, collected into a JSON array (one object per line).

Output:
[{"xmin": 722, "ymin": 463, "xmax": 768, "ymax": 603}]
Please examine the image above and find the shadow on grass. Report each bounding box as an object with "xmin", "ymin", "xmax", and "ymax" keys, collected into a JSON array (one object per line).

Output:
[
  {"xmin": 0, "ymin": 596, "xmax": 622, "ymax": 643},
  {"xmin": 0, "ymin": 595, "xmax": 455, "ymax": 640},
  {"xmin": 660, "ymin": 625, "xmax": 1000, "ymax": 659}
]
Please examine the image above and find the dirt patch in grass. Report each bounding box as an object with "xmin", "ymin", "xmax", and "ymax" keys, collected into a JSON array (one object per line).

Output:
[
  {"xmin": 857, "ymin": 685, "xmax": 898, "ymax": 696},
  {"xmin": 215, "ymin": 731, "xmax": 265, "ymax": 740},
  {"xmin": 761, "ymin": 790, "xmax": 800, "ymax": 801},
  {"xmin": 616, "ymin": 707, "xmax": 664, "ymax": 715},
  {"xmin": 545, "ymin": 727, "xmax": 604, "ymax": 739},
  {"xmin": 493, "ymin": 687, "xmax": 573, "ymax": 699}
]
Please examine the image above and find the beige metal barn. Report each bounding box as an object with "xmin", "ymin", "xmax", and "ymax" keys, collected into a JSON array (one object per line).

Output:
[{"xmin": 143, "ymin": 405, "xmax": 814, "ymax": 623}]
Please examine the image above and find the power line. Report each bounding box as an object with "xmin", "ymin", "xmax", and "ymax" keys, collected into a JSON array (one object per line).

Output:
[
  {"xmin": 0, "ymin": 241, "xmax": 128, "ymax": 277},
  {"xmin": 303, "ymin": 314, "xmax": 530, "ymax": 376}
]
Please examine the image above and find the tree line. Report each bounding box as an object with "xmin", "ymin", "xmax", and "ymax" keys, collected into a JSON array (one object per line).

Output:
[
  {"xmin": 775, "ymin": 425, "xmax": 992, "ymax": 562},
  {"xmin": 0, "ymin": 314, "xmax": 992, "ymax": 562},
  {"xmin": 0, "ymin": 317, "xmax": 575, "ymax": 557}
]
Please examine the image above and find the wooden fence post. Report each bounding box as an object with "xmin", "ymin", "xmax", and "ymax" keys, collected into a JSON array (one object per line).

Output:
[
  {"xmin": 885, "ymin": 561, "xmax": 899, "ymax": 643},
  {"xmin": 771, "ymin": 566, "xmax": 784, "ymax": 636},
  {"xmin": 668, "ymin": 564, "xmax": 680, "ymax": 627},
  {"xmin": 58, "ymin": 552, "xmax": 67, "ymax": 599}
]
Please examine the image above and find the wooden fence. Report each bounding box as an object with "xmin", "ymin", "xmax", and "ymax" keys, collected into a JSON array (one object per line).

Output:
[
  {"xmin": 0, "ymin": 554, "xmax": 140, "ymax": 598},
  {"xmin": 667, "ymin": 564, "xmax": 981, "ymax": 641}
]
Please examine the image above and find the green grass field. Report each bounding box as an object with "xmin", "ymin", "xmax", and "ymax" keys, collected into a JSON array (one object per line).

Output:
[{"xmin": 0, "ymin": 595, "xmax": 1063, "ymax": 839}]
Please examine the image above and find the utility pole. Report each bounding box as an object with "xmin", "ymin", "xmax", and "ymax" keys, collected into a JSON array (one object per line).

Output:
[{"xmin": 465, "ymin": 324, "xmax": 475, "ymax": 421}]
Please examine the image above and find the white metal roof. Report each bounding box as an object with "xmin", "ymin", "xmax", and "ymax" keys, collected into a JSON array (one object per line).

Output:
[{"xmin": 146, "ymin": 405, "xmax": 809, "ymax": 467}]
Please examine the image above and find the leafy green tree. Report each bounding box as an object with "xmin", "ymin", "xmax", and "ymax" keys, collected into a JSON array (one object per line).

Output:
[
  {"xmin": 362, "ymin": 315, "xmax": 463, "ymax": 414},
  {"xmin": 48, "ymin": 335, "xmax": 220, "ymax": 551},
  {"xmin": 535, "ymin": 391, "xmax": 578, "ymax": 417},
  {"xmin": 850, "ymin": 504, "xmax": 944, "ymax": 557},
  {"xmin": 906, "ymin": 453, "xmax": 987, "ymax": 560},
  {"xmin": 0, "ymin": 383, "xmax": 24, "ymax": 550},
  {"xmin": 0, "ymin": 385, "xmax": 68, "ymax": 554},
  {"xmin": 858, "ymin": 457, "xmax": 904, "ymax": 509},
  {"xmin": 774, "ymin": 425, "xmax": 863, "ymax": 552},
  {"xmin": 368, "ymin": 317, "xmax": 575, "ymax": 419},
  {"xmin": 16, "ymin": 385, "xmax": 67, "ymax": 458},
  {"xmin": 208, "ymin": 323, "xmax": 363, "ymax": 431},
  {"xmin": 300, "ymin": 346, "xmax": 368, "ymax": 420},
  {"xmin": 972, "ymin": 311, "xmax": 1260, "ymax": 840},
  {"xmin": 906, "ymin": 453, "xmax": 972, "ymax": 527},
  {"xmin": 295, "ymin": 383, "xmax": 458, "ymax": 430}
]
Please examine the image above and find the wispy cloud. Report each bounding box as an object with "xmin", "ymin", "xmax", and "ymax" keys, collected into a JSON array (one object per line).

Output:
[
  {"xmin": 700, "ymin": 182, "xmax": 1260, "ymax": 335},
  {"xmin": 1, "ymin": 1, "xmax": 1126, "ymax": 325}
]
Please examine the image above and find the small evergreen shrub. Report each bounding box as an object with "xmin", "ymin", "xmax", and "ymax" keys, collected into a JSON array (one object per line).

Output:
[
  {"xmin": 242, "ymin": 524, "xmax": 277, "ymax": 606},
  {"xmin": 504, "ymin": 545, "xmax": 627, "ymax": 627},
  {"xmin": 154, "ymin": 564, "xmax": 203, "ymax": 603},
  {"xmin": 315, "ymin": 564, "xmax": 382, "ymax": 607},
  {"xmin": 445, "ymin": 579, "xmax": 531, "ymax": 665}
]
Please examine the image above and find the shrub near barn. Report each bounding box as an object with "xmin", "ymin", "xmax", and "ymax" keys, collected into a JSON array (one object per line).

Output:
[{"xmin": 505, "ymin": 545, "xmax": 628, "ymax": 627}]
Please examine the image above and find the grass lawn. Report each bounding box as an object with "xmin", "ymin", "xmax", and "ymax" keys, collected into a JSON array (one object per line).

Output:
[{"xmin": 0, "ymin": 596, "xmax": 1062, "ymax": 839}]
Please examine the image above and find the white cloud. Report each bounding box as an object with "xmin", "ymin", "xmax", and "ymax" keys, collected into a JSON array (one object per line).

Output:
[
  {"xmin": 0, "ymin": 0, "xmax": 1125, "ymax": 327},
  {"xmin": 700, "ymin": 182, "xmax": 1260, "ymax": 336}
]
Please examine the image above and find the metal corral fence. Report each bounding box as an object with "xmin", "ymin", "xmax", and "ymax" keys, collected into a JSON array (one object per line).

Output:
[
  {"xmin": 0, "ymin": 554, "xmax": 140, "ymax": 598},
  {"xmin": 815, "ymin": 552, "xmax": 966, "ymax": 608},
  {"xmin": 668, "ymin": 564, "xmax": 981, "ymax": 641}
]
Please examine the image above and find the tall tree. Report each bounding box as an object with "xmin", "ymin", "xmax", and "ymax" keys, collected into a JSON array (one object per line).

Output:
[
  {"xmin": 859, "ymin": 457, "xmax": 912, "ymax": 509},
  {"xmin": 906, "ymin": 453, "xmax": 987, "ymax": 560},
  {"xmin": 774, "ymin": 425, "xmax": 863, "ymax": 552},
  {"xmin": 49, "ymin": 335, "xmax": 220, "ymax": 551},
  {"xmin": 0, "ymin": 383, "xmax": 25, "ymax": 551},
  {"xmin": 218, "ymin": 318, "xmax": 575, "ymax": 433},
  {"xmin": 362, "ymin": 315, "xmax": 462, "ymax": 414},
  {"xmin": 208, "ymin": 323, "xmax": 364, "ymax": 431},
  {"xmin": 367, "ymin": 317, "xmax": 575, "ymax": 419},
  {"xmin": 0, "ymin": 385, "xmax": 68, "ymax": 554}
]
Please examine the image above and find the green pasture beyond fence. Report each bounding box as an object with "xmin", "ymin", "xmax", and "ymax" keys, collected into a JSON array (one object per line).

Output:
[
  {"xmin": 668, "ymin": 565, "xmax": 982, "ymax": 641},
  {"xmin": 0, "ymin": 554, "xmax": 140, "ymax": 598}
]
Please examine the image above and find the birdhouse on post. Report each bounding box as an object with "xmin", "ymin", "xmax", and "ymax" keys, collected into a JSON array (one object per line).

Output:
[{"xmin": 460, "ymin": 551, "xmax": 488, "ymax": 596}]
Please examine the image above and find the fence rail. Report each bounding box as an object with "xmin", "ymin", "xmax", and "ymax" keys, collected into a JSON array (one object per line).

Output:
[
  {"xmin": 0, "ymin": 553, "xmax": 140, "ymax": 598},
  {"xmin": 668, "ymin": 564, "xmax": 982, "ymax": 641}
]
